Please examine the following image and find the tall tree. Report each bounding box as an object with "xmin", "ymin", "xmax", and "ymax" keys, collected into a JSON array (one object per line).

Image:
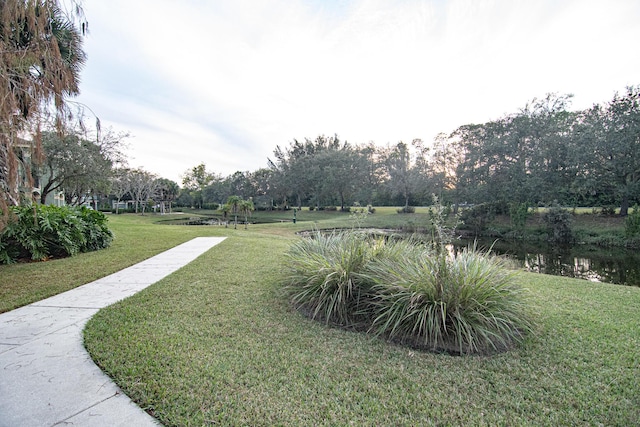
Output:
[
  {"xmin": 155, "ymin": 178, "xmax": 179, "ymax": 214},
  {"xmin": 239, "ymin": 198, "xmax": 254, "ymax": 229},
  {"xmin": 225, "ymin": 195, "xmax": 242, "ymax": 229},
  {"xmin": 110, "ymin": 167, "xmax": 131, "ymax": 214},
  {"xmin": 0, "ymin": 0, "xmax": 87, "ymax": 227},
  {"xmin": 128, "ymin": 168, "xmax": 158, "ymax": 214},
  {"xmin": 454, "ymin": 94, "xmax": 575, "ymax": 207},
  {"xmin": 37, "ymin": 130, "xmax": 121, "ymax": 205},
  {"xmin": 181, "ymin": 163, "xmax": 214, "ymax": 208},
  {"xmin": 574, "ymin": 86, "xmax": 640, "ymax": 215},
  {"xmin": 384, "ymin": 141, "xmax": 415, "ymax": 209}
]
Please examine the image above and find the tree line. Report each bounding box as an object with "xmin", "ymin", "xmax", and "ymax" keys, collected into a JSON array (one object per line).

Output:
[
  {"xmin": 174, "ymin": 87, "xmax": 639, "ymax": 215},
  {"xmin": 1, "ymin": 1, "xmax": 637, "ymax": 227},
  {"xmin": 27, "ymin": 85, "xmax": 639, "ymax": 217}
]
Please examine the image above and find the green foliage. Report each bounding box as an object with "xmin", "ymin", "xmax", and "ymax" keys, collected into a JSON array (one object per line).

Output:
[
  {"xmin": 543, "ymin": 203, "xmax": 573, "ymax": 244},
  {"xmin": 599, "ymin": 205, "xmax": 617, "ymax": 216},
  {"xmin": 77, "ymin": 207, "xmax": 114, "ymax": 251},
  {"xmin": 427, "ymin": 194, "xmax": 460, "ymax": 252},
  {"xmin": 284, "ymin": 230, "xmax": 374, "ymax": 326},
  {"xmin": 285, "ymin": 230, "xmax": 533, "ymax": 355},
  {"xmin": 0, "ymin": 205, "xmax": 113, "ymax": 263},
  {"xmin": 625, "ymin": 205, "xmax": 640, "ymax": 237},
  {"xmin": 459, "ymin": 202, "xmax": 503, "ymax": 234},
  {"xmin": 509, "ymin": 202, "xmax": 530, "ymax": 231},
  {"xmin": 396, "ymin": 206, "xmax": 415, "ymax": 213},
  {"xmin": 348, "ymin": 205, "xmax": 370, "ymax": 228},
  {"xmin": 364, "ymin": 244, "xmax": 533, "ymax": 355}
]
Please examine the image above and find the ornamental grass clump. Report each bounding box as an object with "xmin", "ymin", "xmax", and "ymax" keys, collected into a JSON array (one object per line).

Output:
[
  {"xmin": 284, "ymin": 230, "xmax": 375, "ymax": 327},
  {"xmin": 365, "ymin": 245, "xmax": 534, "ymax": 355},
  {"xmin": 285, "ymin": 230, "xmax": 533, "ymax": 355}
]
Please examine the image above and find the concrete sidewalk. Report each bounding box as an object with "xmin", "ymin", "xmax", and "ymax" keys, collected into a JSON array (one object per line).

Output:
[{"xmin": 0, "ymin": 237, "xmax": 226, "ymax": 427}]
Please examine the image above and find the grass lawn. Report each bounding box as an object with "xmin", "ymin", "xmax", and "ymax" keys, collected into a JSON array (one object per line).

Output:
[{"xmin": 3, "ymin": 210, "xmax": 639, "ymax": 425}]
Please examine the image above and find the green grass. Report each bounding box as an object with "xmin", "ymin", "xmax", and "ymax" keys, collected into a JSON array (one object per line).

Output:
[
  {"xmin": 0, "ymin": 214, "xmax": 228, "ymax": 313},
  {"xmin": 2, "ymin": 210, "xmax": 639, "ymax": 425}
]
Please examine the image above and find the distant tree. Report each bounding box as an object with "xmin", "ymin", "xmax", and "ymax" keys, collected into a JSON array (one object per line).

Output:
[
  {"xmin": 383, "ymin": 141, "xmax": 416, "ymax": 209},
  {"xmin": 239, "ymin": 198, "xmax": 255, "ymax": 229},
  {"xmin": 181, "ymin": 163, "xmax": 215, "ymax": 208},
  {"xmin": 318, "ymin": 144, "xmax": 365, "ymax": 210},
  {"xmin": 155, "ymin": 178, "xmax": 179, "ymax": 214},
  {"xmin": 220, "ymin": 202, "xmax": 230, "ymax": 228},
  {"xmin": 454, "ymin": 93, "xmax": 575, "ymax": 207},
  {"xmin": 38, "ymin": 129, "xmax": 125, "ymax": 205},
  {"xmin": 110, "ymin": 168, "xmax": 131, "ymax": 214},
  {"xmin": 128, "ymin": 169, "xmax": 158, "ymax": 214},
  {"xmin": 354, "ymin": 142, "xmax": 384, "ymax": 206},
  {"xmin": 574, "ymin": 86, "xmax": 640, "ymax": 215},
  {"xmin": 426, "ymin": 133, "xmax": 463, "ymax": 204},
  {"xmin": 225, "ymin": 195, "xmax": 242, "ymax": 229},
  {"xmin": 248, "ymin": 168, "xmax": 275, "ymax": 209},
  {"xmin": 268, "ymin": 135, "xmax": 373, "ymax": 209}
]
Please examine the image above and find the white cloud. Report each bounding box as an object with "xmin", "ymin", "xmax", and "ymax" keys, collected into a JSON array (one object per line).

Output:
[{"xmin": 75, "ymin": 0, "xmax": 640, "ymax": 183}]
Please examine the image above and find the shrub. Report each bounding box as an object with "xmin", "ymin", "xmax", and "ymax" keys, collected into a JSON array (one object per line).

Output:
[
  {"xmin": 427, "ymin": 195, "xmax": 460, "ymax": 252},
  {"xmin": 325, "ymin": 206, "xmax": 337, "ymax": 211},
  {"xmin": 625, "ymin": 205, "xmax": 640, "ymax": 237},
  {"xmin": 76, "ymin": 207, "xmax": 114, "ymax": 251},
  {"xmin": 600, "ymin": 205, "xmax": 617, "ymax": 216},
  {"xmin": 0, "ymin": 205, "xmax": 113, "ymax": 264},
  {"xmin": 509, "ymin": 202, "xmax": 530, "ymax": 231},
  {"xmin": 543, "ymin": 203, "xmax": 573, "ymax": 244},
  {"xmin": 459, "ymin": 203, "xmax": 495, "ymax": 234},
  {"xmin": 284, "ymin": 230, "xmax": 374, "ymax": 327},
  {"xmin": 397, "ymin": 206, "xmax": 415, "ymax": 214},
  {"xmin": 364, "ymin": 245, "xmax": 533, "ymax": 355},
  {"xmin": 284, "ymin": 231, "xmax": 533, "ymax": 355}
]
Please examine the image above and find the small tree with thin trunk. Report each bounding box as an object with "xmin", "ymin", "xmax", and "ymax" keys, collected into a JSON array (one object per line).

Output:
[
  {"xmin": 240, "ymin": 198, "xmax": 255, "ymax": 229},
  {"xmin": 226, "ymin": 195, "xmax": 242, "ymax": 229}
]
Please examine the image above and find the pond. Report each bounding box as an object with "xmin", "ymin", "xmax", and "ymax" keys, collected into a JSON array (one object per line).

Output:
[
  {"xmin": 299, "ymin": 229, "xmax": 640, "ymax": 287},
  {"xmin": 453, "ymin": 238, "xmax": 640, "ymax": 287}
]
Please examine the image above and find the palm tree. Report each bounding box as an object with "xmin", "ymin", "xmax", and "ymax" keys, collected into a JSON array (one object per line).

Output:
[
  {"xmin": 220, "ymin": 203, "xmax": 230, "ymax": 227},
  {"xmin": 239, "ymin": 198, "xmax": 255, "ymax": 229},
  {"xmin": 1, "ymin": 0, "xmax": 87, "ymax": 229},
  {"xmin": 225, "ymin": 196, "xmax": 242, "ymax": 229}
]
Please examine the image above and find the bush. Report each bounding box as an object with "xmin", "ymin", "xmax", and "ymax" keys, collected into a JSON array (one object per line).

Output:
[
  {"xmin": 325, "ymin": 206, "xmax": 337, "ymax": 211},
  {"xmin": 625, "ymin": 205, "xmax": 640, "ymax": 237},
  {"xmin": 284, "ymin": 231, "xmax": 533, "ymax": 355},
  {"xmin": 0, "ymin": 205, "xmax": 113, "ymax": 264},
  {"xmin": 364, "ymin": 245, "xmax": 533, "ymax": 355},
  {"xmin": 543, "ymin": 203, "xmax": 573, "ymax": 244},
  {"xmin": 202, "ymin": 203, "xmax": 219, "ymax": 210},
  {"xmin": 509, "ymin": 202, "xmax": 530, "ymax": 231},
  {"xmin": 397, "ymin": 206, "xmax": 415, "ymax": 214},
  {"xmin": 459, "ymin": 203, "xmax": 494, "ymax": 234},
  {"xmin": 600, "ymin": 205, "xmax": 617, "ymax": 216},
  {"xmin": 284, "ymin": 230, "xmax": 374, "ymax": 327},
  {"xmin": 76, "ymin": 207, "xmax": 113, "ymax": 252}
]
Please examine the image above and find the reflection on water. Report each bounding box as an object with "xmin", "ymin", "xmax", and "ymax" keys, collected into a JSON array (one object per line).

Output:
[
  {"xmin": 298, "ymin": 229, "xmax": 640, "ymax": 287},
  {"xmin": 455, "ymin": 239, "xmax": 640, "ymax": 287}
]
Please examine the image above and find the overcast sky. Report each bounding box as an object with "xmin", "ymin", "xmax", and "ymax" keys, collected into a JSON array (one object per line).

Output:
[{"xmin": 74, "ymin": 0, "xmax": 640, "ymax": 183}]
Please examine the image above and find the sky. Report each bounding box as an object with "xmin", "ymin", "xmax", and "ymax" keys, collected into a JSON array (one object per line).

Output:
[{"xmin": 73, "ymin": 0, "xmax": 640, "ymax": 184}]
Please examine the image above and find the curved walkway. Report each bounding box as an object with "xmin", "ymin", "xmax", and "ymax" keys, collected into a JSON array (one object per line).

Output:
[{"xmin": 0, "ymin": 237, "xmax": 226, "ymax": 427}]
